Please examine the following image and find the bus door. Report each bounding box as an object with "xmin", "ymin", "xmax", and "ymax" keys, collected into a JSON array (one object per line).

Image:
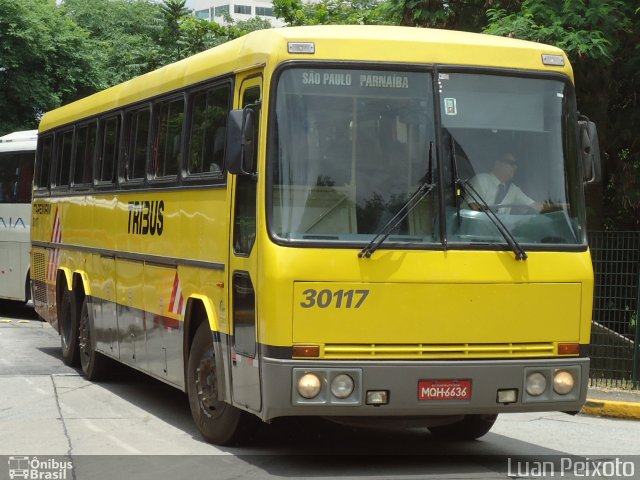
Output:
[{"xmin": 227, "ymin": 72, "xmax": 262, "ymax": 412}]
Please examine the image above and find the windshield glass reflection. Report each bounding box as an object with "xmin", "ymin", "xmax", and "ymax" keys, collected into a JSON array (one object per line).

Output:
[{"xmin": 270, "ymin": 68, "xmax": 438, "ymax": 244}]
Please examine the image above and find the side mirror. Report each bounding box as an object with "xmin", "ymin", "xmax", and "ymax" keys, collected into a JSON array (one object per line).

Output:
[
  {"xmin": 577, "ymin": 118, "xmax": 601, "ymax": 184},
  {"xmin": 226, "ymin": 107, "xmax": 256, "ymax": 175}
]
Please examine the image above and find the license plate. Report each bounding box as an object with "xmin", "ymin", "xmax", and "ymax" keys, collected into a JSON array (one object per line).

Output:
[{"xmin": 418, "ymin": 379, "xmax": 472, "ymax": 400}]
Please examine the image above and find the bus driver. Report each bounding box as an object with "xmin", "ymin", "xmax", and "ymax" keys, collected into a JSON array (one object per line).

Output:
[{"xmin": 466, "ymin": 153, "xmax": 543, "ymax": 213}]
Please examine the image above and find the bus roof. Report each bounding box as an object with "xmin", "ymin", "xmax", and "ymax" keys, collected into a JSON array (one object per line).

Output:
[
  {"xmin": 39, "ymin": 25, "xmax": 572, "ymax": 133},
  {"xmin": 0, "ymin": 130, "xmax": 37, "ymax": 153}
]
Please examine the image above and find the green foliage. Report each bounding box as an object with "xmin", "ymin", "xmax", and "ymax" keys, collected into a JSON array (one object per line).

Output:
[
  {"xmin": 225, "ymin": 16, "xmax": 274, "ymax": 38},
  {"xmin": 62, "ymin": 0, "xmax": 164, "ymax": 83},
  {"xmin": 0, "ymin": 0, "xmax": 102, "ymax": 134},
  {"xmin": 483, "ymin": 0, "xmax": 639, "ymax": 229},
  {"xmin": 378, "ymin": 0, "xmax": 523, "ymax": 31},
  {"xmin": 273, "ymin": 0, "xmax": 388, "ymax": 26},
  {"xmin": 158, "ymin": 0, "xmax": 192, "ymax": 62},
  {"xmin": 484, "ymin": 1, "xmax": 628, "ymax": 61}
]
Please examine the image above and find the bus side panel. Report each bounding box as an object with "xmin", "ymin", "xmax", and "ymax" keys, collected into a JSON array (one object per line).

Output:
[
  {"xmin": 143, "ymin": 262, "xmax": 184, "ymax": 388},
  {"xmin": 116, "ymin": 258, "xmax": 147, "ymax": 370},
  {"xmin": 0, "ymin": 204, "xmax": 31, "ymax": 301},
  {"xmin": 92, "ymin": 253, "xmax": 118, "ymax": 358}
]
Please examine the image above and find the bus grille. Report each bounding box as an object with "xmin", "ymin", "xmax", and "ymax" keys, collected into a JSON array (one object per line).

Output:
[
  {"xmin": 31, "ymin": 252, "xmax": 47, "ymax": 303},
  {"xmin": 322, "ymin": 343, "xmax": 556, "ymax": 359}
]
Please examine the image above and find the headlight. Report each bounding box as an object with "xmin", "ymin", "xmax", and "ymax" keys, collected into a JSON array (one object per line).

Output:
[
  {"xmin": 553, "ymin": 370, "xmax": 575, "ymax": 395},
  {"xmin": 297, "ymin": 373, "xmax": 322, "ymax": 399},
  {"xmin": 330, "ymin": 374, "xmax": 354, "ymax": 399},
  {"xmin": 526, "ymin": 372, "xmax": 547, "ymax": 396}
]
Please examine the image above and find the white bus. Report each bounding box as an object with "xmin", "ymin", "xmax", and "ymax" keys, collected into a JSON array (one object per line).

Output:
[{"xmin": 0, "ymin": 130, "xmax": 36, "ymax": 303}]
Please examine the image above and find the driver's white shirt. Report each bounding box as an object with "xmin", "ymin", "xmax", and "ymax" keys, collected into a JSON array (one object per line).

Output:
[{"xmin": 467, "ymin": 173, "xmax": 535, "ymax": 207}]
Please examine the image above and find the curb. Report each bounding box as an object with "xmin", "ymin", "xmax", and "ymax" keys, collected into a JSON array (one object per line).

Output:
[{"xmin": 582, "ymin": 398, "xmax": 640, "ymax": 420}]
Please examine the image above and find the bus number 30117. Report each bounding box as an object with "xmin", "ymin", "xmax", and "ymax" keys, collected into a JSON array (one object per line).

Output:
[{"xmin": 300, "ymin": 289, "xmax": 370, "ymax": 309}]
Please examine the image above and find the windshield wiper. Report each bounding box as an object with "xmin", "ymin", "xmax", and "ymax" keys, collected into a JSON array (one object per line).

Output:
[
  {"xmin": 359, "ymin": 142, "xmax": 436, "ymax": 259},
  {"xmin": 463, "ymin": 181, "xmax": 528, "ymax": 261}
]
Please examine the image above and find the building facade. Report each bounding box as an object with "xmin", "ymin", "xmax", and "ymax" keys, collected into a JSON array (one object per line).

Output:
[{"xmin": 192, "ymin": 0, "xmax": 284, "ymax": 26}]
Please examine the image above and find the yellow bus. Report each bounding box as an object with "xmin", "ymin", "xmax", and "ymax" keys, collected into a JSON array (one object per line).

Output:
[{"xmin": 31, "ymin": 25, "xmax": 600, "ymax": 445}]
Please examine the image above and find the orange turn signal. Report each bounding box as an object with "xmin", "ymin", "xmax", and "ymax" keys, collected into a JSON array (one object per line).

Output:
[
  {"xmin": 558, "ymin": 343, "xmax": 580, "ymax": 355},
  {"xmin": 293, "ymin": 345, "xmax": 320, "ymax": 358}
]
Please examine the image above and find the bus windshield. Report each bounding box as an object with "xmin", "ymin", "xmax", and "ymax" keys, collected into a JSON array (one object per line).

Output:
[
  {"xmin": 440, "ymin": 73, "xmax": 584, "ymax": 247},
  {"xmin": 269, "ymin": 67, "xmax": 586, "ymax": 249},
  {"xmin": 270, "ymin": 68, "xmax": 438, "ymax": 244}
]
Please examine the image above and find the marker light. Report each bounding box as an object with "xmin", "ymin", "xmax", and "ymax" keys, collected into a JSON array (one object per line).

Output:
[
  {"xmin": 558, "ymin": 343, "xmax": 580, "ymax": 355},
  {"xmin": 542, "ymin": 54, "xmax": 565, "ymax": 66},
  {"xmin": 293, "ymin": 345, "xmax": 320, "ymax": 358},
  {"xmin": 366, "ymin": 390, "xmax": 389, "ymax": 405},
  {"xmin": 297, "ymin": 373, "xmax": 322, "ymax": 399},
  {"xmin": 553, "ymin": 370, "xmax": 575, "ymax": 395},
  {"xmin": 288, "ymin": 42, "xmax": 315, "ymax": 54},
  {"xmin": 330, "ymin": 374, "xmax": 354, "ymax": 399},
  {"xmin": 497, "ymin": 389, "xmax": 518, "ymax": 404},
  {"xmin": 526, "ymin": 372, "xmax": 547, "ymax": 396}
]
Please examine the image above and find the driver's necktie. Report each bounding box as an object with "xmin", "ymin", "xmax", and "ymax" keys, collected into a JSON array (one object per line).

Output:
[{"xmin": 495, "ymin": 183, "xmax": 507, "ymax": 204}]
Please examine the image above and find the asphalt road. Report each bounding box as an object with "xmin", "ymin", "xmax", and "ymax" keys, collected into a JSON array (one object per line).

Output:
[{"xmin": 1, "ymin": 301, "xmax": 638, "ymax": 480}]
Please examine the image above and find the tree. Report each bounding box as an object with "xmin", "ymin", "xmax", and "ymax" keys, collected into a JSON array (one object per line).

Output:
[
  {"xmin": 0, "ymin": 0, "xmax": 101, "ymax": 134},
  {"xmin": 159, "ymin": 0, "xmax": 192, "ymax": 62},
  {"xmin": 273, "ymin": 0, "xmax": 389, "ymax": 26},
  {"xmin": 483, "ymin": 0, "xmax": 638, "ymax": 228},
  {"xmin": 62, "ymin": 0, "xmax": 164, "ymax": 84}
]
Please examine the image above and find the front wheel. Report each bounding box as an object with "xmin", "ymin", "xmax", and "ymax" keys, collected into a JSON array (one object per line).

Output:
[
  {"xmin": 187, "ymin": 322, "xmax": 257, "ymax": 445},
  {"xmin": 427, "ymin": 414, "xmax": 498, "ymax": 441}
]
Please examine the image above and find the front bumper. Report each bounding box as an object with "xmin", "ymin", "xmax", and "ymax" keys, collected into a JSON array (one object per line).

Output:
[{"xmin": 258, "ymin": 357, "xmax": 589, "ymax": 422}]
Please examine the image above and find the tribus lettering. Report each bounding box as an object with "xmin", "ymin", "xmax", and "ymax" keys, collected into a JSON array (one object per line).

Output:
[{"xmin": 128, "ymin": 200, "xmax": 164, "ymax": 236}]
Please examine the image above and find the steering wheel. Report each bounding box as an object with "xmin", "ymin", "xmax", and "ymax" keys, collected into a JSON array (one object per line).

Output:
[{"xmin": 488, "ymin": 203, "xmax": 538, "ymax": 215}]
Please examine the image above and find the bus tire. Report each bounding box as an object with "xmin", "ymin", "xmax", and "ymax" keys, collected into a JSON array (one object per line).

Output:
[
  {"xmin": 187, "ymin": 322, "xmax": 256, "ymax": 445},
  {"xmin": 427, "ymin": 414, "xmax": 498, "ymax": 441},
  {"xmin": 59, "ymin": 288, "xmax": 80, "ymax": 366},
  {"xmin": 78, "ymin": 296, "xmax": 107, "ymax": 381}
]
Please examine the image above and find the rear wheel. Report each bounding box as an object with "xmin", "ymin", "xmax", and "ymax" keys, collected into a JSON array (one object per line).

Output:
[
  {"xmin": 78, "ymin": 296, "xmax": 107, "ymax": 380},
  {"xmin": 59, "ymin": 288, "xmax": 80, "ymax": 366},
  {"xmin": 427, "ymin": 414, "xmax": 498, "ymax": 441},
  {"xmin": 187, "ymin": 322, "xmax": 257, "ymax": 445}
]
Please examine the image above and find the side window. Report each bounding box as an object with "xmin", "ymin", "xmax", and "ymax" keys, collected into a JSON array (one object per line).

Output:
[
  {"xmin": 124, "ymin": 107, "xmax": 150, "ymax": 182},
  {"xmin": 151, "ymin": 97, "xmax": 184, "ymax": 179},
  {"xmin": 36, "ymin": 135, "xmax": 53, "ymax": 190},
  {"xmin": 98, "ymin": 116, "xmax": 120, "ymax": 184},
  {"xmin": 73, "ymin": 122, "xmax": 97, "ymax": 187},
  {"xmin": 188, "ymin": 84, "xmax": 230, "ymax": 178},
  {"xmin": 233, "ymin": 86, "xmax": 260, "ymax": 255},
  {"xmin": 54, "ymin": 129, "xmax": 73, "ymax": 188},
  {"xmin": 14, "ymin": 152, "xmax": 34, "ymax": 203}
]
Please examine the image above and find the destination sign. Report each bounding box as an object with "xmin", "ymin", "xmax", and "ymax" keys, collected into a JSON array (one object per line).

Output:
[
  {"xmin": 281, "ymin": 69, "xmax": 428, "ymax": 98},
  {"xmin": 301, "ymin": 71, "xmax": 410, "ymax": 89}
]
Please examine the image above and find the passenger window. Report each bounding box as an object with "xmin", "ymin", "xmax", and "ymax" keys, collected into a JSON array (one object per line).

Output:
[
  {"xmin": 99, "ymin": 116, "xmax": 120, "ymax": 183},
  {"xmin": 151, "ymin": 97, "xmax": 184, "ymax": 179},
  {"xmin": 36, "ymin": 135, "xmax": 53, "ymax": 189},
  {"xmin": 73, "ymin": 123, "xmax": 97, "ymax": 186},
  {"xmin": 124, "ymin": 108, "xmax": 150, "ymax": 181},
  {"xmin": 54, "ymin": 129, "xmax": 73, "ymax": 188},
  {"xmin": 188, "ymin": 85, "xmax": 230, "ymax": 178}
]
